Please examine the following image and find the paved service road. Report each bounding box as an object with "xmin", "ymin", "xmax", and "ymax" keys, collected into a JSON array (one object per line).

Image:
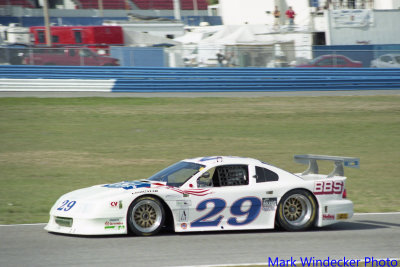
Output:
[{"xmin": 0, "ymin": 213, "xmax": 399, "ymax": 267}]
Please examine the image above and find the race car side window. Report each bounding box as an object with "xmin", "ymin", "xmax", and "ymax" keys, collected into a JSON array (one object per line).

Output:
[
  {"xmin": 212, "ymin": 165, "xmax": 249, "ymax": 187},
  {"xmin": 197, "ymin": 168, "xmax": 215, "ymax": 187},
  {"xmin": 255, "ymin": 166, "xmax": 279, "ymax": 183}
]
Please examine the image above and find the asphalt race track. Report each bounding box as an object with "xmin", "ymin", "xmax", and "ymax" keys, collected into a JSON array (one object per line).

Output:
[{"xmin": 0, "ymin": 213, "xmax": 399, "ymax": 267}]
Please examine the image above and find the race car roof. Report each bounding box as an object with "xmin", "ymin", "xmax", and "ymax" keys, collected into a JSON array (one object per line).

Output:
[{"xmin": 184, "ymin": 156, "xmax": 266, "ymax": 167}]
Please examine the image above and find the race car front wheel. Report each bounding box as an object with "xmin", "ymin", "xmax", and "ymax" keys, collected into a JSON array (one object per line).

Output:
[
  {"xmin": 128, "ymin": 196, "xmax": 165, "ymax": 236},
  {"xmin": 277, "ymin": 189, "xmax": 317, "ymax": 231}
]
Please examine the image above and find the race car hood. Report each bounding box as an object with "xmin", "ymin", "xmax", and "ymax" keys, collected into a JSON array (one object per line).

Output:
[
  {"xmin": 61, "ymin": 180, "xmax": 167, "ymax": 201},
  {"xmin": 50, "ymin": 180, "xmax": 168, "ymax": 218},
  {"xmin": 102, "ymin": 180, "xmax": 167, "ymax": 190}
]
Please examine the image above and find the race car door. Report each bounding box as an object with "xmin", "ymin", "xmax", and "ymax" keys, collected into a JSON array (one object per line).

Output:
[{"xmin": 183, "ymin": 164, "xmax": 267, "ymax": 232}]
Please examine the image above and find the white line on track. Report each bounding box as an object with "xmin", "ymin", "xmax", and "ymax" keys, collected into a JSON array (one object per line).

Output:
[
  {"xmin": 0, "ymin": 212, "xmax": 399, "ymax": 227},
  {"xmin": 175, "ymin": 258, "xmax": 400, "ymax": 267}
]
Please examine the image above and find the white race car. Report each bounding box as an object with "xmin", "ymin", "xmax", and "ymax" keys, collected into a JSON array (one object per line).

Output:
[
  {"xmin": 45, "ymin": 155, "xmax": 359, "ymax": 236},
  {"xmin": 370, "ymin": 54, "xmax": 400, "ymax": 68}
]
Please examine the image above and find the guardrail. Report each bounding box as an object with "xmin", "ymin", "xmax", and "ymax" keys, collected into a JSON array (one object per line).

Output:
[{"xmin": 0, "ymin": 66, "xmax": 400, "ymax": 92}]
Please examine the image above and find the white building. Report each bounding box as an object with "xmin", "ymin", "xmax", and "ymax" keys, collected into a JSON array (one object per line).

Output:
[
  {"xmin": 103, "ymin": 19, "xmax": 185, "ymax": 40},
  {"xmin": 219, "ymin": 0, "xmax": 312, "ymax": 26},
  {"xmin": 217, "ymin": 0, "xmax": 400, "ymax": 26},
  {"xmin": 372, "ymin": 0, "xmax": 400, "ymax": 9},
  {"xmin": 0, "ymin": 23, "xmax": 30, "ymax": 45},
  {"xmin": 325, "ymin": 9, "xmax": 400, "ymax": 45}
]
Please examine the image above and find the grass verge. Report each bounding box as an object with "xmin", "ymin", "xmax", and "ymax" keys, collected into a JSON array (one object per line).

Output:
[{"xmin": 0, "ymin": 96, "xmax": 399, "ymax": 224}]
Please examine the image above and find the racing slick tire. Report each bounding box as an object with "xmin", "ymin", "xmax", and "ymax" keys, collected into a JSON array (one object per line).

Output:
[
  {"xmin": 276, "ymin": 189, "xmax": 317, "ymax": 231},
  {"xmin": 127, "ymin": 196, "xmax": 165, "ymax": 236}
]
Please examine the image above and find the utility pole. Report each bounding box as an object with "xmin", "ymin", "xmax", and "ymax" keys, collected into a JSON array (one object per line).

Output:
[
  {"xmin": 275, "ymin": 0, "xmax": 284, "ymax": 26},
  {"xmin": 193, "ymin": 0, "xmax": 198, "ymax": 16},
  {"xmin": 173, "ymin": 0, "xmax": 181, "ymax": 20},
  {"xmin": 98, "ymin": 0, "xmax": 104, "ymax": 17},
  {"xmin": 43, "ymin": 0, "xmax": 52, "ymax": 46}
]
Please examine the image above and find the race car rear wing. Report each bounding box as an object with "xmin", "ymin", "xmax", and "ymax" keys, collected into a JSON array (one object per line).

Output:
[{"xmin": 294, "ymin": 154, "xmax": 360, "ymax": 177}]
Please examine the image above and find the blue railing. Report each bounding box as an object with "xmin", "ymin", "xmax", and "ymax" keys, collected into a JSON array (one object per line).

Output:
[{"xmin": 0, "ymin": 66, "xmax": 399, "ymax": 92}]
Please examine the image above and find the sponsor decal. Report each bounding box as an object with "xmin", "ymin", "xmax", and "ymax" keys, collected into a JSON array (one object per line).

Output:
[
  {"xmin": 322, "ymin": 214, "xmax": 335, "ymax": 220},
  {"xmin": 176, "ymin": 200, "xmax": 192, "ymax": 207},
  {"xmin": 105, "ymin": 225, "xmax": 125, "ymax": 230},
  {"xmin": 181, "ymin": 223, "xmax": 187, "ymax": 230},
  {"xmin": 344, "ymin": 160, "xmax": 359, "ymax": 167},
  {"xmin": 104, "ymin": 218, "xmax": 125, "ymax": 230},
  {"xmin": 336, "ymin": 213, "xmax": 348, "ymax": 220},
  {"xmin": 133, "ymin": 189, "xmax": 159, "ymax": 194},
  {"xmin": 314, "ymin": 181, "xmax": 344, "ymax": 195},
  {"xmin": 179, "ymin": 209, "xmax": 189, "ymax": 222},
  {"xmin": 105, "ymin": 218, "xmax": 124, "ymax": 226},
  {"xmin": 262, "ymin": 198, "xmax": 277, "ymax": 211},
  {"xmin": 110, "ymin": 201, "xmax": 123, "ymax": 209}
]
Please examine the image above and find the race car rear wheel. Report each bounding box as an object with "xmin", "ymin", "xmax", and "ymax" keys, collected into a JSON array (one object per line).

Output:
[
  {"xmin": 128, "ymin": 196, "xmax": 165, "ymax": 236},
  {"xmin": 277, "ymin": 189, "xmax": 317, "ymax": 231}
]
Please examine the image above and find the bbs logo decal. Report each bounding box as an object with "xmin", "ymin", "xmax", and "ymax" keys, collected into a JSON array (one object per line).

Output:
[{"xmin": 314, "ymin": 180, "xmax": 344, "ymax": 195}]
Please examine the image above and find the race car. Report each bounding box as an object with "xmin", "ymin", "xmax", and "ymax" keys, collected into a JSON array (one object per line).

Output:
[{"xmin": 45, "ymin": 154, "xmax": 359, "ymax": 236}]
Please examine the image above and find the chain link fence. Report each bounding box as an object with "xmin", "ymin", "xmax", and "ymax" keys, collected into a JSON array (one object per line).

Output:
[{"xmin": 1, "ymin": 45, "xmax": 399, "ymax": 68}]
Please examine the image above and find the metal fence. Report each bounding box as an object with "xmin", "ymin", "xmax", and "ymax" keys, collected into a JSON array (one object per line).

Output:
[{"xmin": 1, "ymin": 46, "xmax": 400, "ymax": 69}]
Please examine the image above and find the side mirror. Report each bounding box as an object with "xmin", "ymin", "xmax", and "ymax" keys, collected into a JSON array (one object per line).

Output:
[
  {"xmin": 202, "ymin": 172, "xmax": 210, "ymax": 179},
  {"xmin": 198, "ymin": 171, "xmax": 212, "ymax": 188}
]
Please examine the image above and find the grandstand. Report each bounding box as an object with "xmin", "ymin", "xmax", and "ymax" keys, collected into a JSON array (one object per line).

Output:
[
  {"xmin": 132, "ymin": 0, "xmax": 208, "ymax": 10},
  {"xmin": 78, "ymin": 0, "xmax": 130, "ymax": 9},
  {"xmin": 0, "ymin": 0, "xmax": 35, "ymax": 8},
  {"xmin": 0, "ymin": 0, "xmax": 208, "ymax": 10}
]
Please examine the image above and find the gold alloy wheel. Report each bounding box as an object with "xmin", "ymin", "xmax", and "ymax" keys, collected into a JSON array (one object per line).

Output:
[
  {"xmin": 130, "ymin": 199, "xmax": 163, "ymax": 233},
  {"xmin": 282, "ymin": 194, "xmax": 312, "ymax": 226},
  {"xmin": 134, "ymin": 203, "xmax": 157, "ymax": 228}
]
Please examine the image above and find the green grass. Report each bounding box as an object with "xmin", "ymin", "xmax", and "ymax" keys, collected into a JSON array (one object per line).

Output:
[{"xmin": 0, "ymin": 96, "xmax": 399, "ymax": 224}]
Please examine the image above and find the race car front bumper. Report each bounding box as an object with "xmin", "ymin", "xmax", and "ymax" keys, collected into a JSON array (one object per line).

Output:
[{"xmin": 45, "ymin": 215, "xmax": 128, "ymax": 235}]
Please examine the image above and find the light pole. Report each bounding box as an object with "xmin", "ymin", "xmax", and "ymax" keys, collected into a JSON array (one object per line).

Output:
[
  {"xmin": 43, "ymin": 0, "xmax": 52, "ymax": 46},
  {"xmin": 98, "ymin": 0, "xmax": 104, "ymax": 17},
  {"xmin": 193, "ymin": 0, "xmax": 198, "ymax": 16},
  {"xmin": 173, "ymin": 0, "xmax": 181, "ymax": 20}
]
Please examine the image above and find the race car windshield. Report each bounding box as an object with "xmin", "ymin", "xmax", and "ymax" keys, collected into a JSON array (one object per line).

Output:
[{"xmin": 147, "ymin": 161, "xmax": 205, "ymax": 187}]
